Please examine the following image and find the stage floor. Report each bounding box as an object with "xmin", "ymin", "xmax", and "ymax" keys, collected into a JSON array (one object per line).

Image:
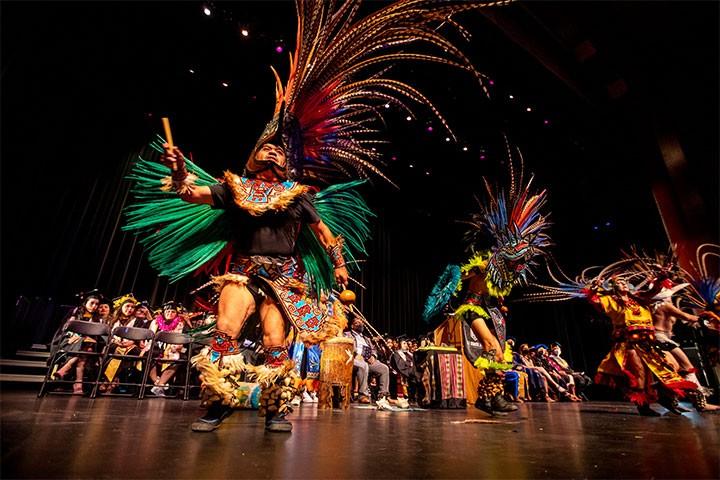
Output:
[{"xmin": 2, "ymin": 390, "xmax": 718, "ymax": 479}]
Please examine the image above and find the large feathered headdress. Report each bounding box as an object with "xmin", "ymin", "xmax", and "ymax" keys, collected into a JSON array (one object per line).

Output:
[
  {"xmin": 520, "ymin": 248, "xmax": 686, "ymax": 304},
  {"xmin": 247, "ymin": 0, "xmax": 511, "ymax": 184},
  {"xmin": 462, "ymin": 138, "xmax": 552, "ymax": 293},
  {"xmin": 683, "ymin": 243, "xmax": 720, "ymax": 312}
]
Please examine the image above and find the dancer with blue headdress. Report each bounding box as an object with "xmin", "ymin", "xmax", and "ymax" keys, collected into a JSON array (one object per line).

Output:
[{"xmin": 424, "ymin": 139, "xmax": 552, "ymax": 415}]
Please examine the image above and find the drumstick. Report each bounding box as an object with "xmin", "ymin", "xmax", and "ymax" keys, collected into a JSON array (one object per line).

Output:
[{"xmin": 161, "ymin": 117, "xmax": 177, "ymax": 172}]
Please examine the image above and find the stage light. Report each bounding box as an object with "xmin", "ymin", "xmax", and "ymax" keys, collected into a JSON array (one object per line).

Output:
[
  {"xmin": 241, "ymin": 28, "xmax": 249, "ymax": 37},
  {"xmin": 445, "ymin": 137, "xmax": 451, "ymax": 142},
  {"xmin": 592, "ymin": 225, "xmax": 599, "ymax": 231},
  {"xmin": 480, "ymin": 154, "xmax": 486, "ymax": 160},
  {"xmin": 406, "ymin": 115, "xmax": 412, "ymax": 121},
  {"xmin": 221, "ymin": 81, "xmax": 229, "ymax": 87},
  {"xmin": 605, "ymin": 221, "xmax": 612, "ymax": 227},
  {"xmin": 488, "ymin": 79, "xmax": 495, "ymax": 85},
  {"xmin": 425, "ymin": 170, "xmax": 431, "ymax": 176},
  {"xmin": 462, "ymin": 146, "xmax": 468, "ymax": 152},
  {"xmin": 409, "ymin": 164, "xmax": 414, "ymax": 168},
  {"xmin": 188, "ymin": 68, "xmax": 195, "ymax": 74},
  {"xmin": 203, "ymin": 5, "xmax": 212, "ymax": 16},
  {"xmin": 426, "ymin": 125, "xmax": 433, "ymax": 133},
  {"xmin": 391, "ymin": 155, "xmax": 397, "ymax": 161},
  {"xmin": 275, "ymin": 45, "xmax": 284, "ymax": 53},
  {"xmin": 543, "ymin": 119, "xmax": 550, "ymax": 125},
  {"xmin": 526, "ymin": 107, "xmax": 532, "ymax": 112},
  {"xmin": 508, "ymin": 94, "xmax": 514, "ymax": 99}
]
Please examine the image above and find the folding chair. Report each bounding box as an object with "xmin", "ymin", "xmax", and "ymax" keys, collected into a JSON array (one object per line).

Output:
[
  {"xmin": 39, "ymin": 320, "xmax": 110, "ymax": 398},
  {"xmin": 140, "ymin": 331, "xmax": 193, "ymax": 400},
  {"xmin": 94, "ymin": 326, "xmax": 154, "ymax": 398}
]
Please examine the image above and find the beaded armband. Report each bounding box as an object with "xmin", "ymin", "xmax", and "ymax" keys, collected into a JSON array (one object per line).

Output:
[{"xmin": 326, "ymin": 235, "xmax": 346, "ymax": 268}]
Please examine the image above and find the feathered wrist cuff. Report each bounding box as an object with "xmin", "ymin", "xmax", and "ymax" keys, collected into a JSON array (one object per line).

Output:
[
  {"xmin": 160, "ymin": 173, "xmax": 198, "ymax": 195},
  {"xmin": 326, "ymin": 236, "xmax": 346, "ymax": 268}
]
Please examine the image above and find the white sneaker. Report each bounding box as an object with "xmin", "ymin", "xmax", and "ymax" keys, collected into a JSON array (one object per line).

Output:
[
  {"xmin": 376, "ymin": 396, "xmax": 392, "ymax": 411},
  {"xmin": 396, "ymin": 398, "xmax": 410, "ymax": 409},
  {"xmin": 151, "ymin": 386, "xmax": 165, "ymax": 397},
  {"xmin": 302, "ymin": 391, "xmax": 313, "ymax": 403},
  {"xmin": 291, "ymin": 395, "xmax": 302, "ymax": 406}
]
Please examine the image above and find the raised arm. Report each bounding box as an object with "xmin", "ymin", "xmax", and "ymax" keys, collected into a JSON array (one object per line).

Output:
[
  {"xmin": 308, "ymin": 220, "xmax": 349, "ymax": 287},
  {"xmin": 161, "ymin": 144, "xmax": 214, "ymax": 205},
  {"xmin": 657, "ymin": 301, "xmax": 699, "ymax": 323}
]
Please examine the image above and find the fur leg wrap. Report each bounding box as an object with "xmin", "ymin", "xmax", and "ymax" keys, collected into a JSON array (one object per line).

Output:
[
  {"xmin": 190, "ymin": 331, "xmax": 256, "ymax": 408},
  {"xmin": 477, "ymin": 370, "xmax": 505, "ymax": 401},
  {"xmin": 257, "ymin": 366, "xmax": 299, "ymax": 418},
  {"xmin": 191, "ymin": 347, "xmax": 252, "ymax": 408}
]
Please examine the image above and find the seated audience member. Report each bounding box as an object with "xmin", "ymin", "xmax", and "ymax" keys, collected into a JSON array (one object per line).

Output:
[
  {"xmin": 391, "ymin": 339, "xmax": 421, "ymax": 407},
  {"xmin": 503, "ymin": 339, "xmax": 529, "ymax": 402},
  {"xmin": 149, "ymin": 301, "xmax": 187, "ymax": 397},
  {"xmin": 97, "ymin": 298, "xmax": 112, "ymax": 325},
  {"xmin": 514, "ymin": 343, "xmax": 556, "ymax": 402},
  {"xmin": 132, "ymin": 301, "xmax": 154, "ymax": 329},
  {"xmin": 345, "ymin": 313, "xmax": 391, "ymax": 409},
  {"xmin": 102, "ymin": 295, "xmax": 152, "ymax": 393},
  {"xmin": 549, "ymin": 342, "xmax": 591, "ymax": 399},
  {"xmin": 51, "ymin": 291, "xmax": 103, "ymax": 394},
  {"xmin": 534, "ymin": 345, "xmax": 581, "ymax": 402},
  {"xmin": 527, "ymin": 345, "xmax": 576, "ymax": 401}
]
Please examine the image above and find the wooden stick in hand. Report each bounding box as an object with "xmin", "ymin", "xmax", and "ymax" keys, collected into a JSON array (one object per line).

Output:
[{"xmin": 161, "ymin": 117, "xmax": 177, "ymax": 172}]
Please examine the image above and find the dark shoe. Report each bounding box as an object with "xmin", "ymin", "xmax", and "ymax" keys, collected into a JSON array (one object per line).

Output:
[
  {"xmin": 475, "ymin": 397, "xmax": 506, "ymax": 416},
  {"xmin": 265, "ymin": 412, "xmax": 293, "ymax": 433},
  {"xmin": 658, "ymin": 396, "xmax": 687, "ymax": 415},
  {"xmin": 636, "ymin": 404, "xmax": 661, "ymax": 417},
  {"xmin": 491, "ymin": 394, "xmax": 519, "ymax": 413},
  {"xmin": 191, "ymin": 403, "xmax": 233, "ymax": 432}
]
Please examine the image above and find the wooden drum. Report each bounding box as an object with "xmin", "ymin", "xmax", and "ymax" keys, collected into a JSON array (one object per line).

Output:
[{"xmin": 318, "ymin": 336, "xmax": 354, "ymax": 409}]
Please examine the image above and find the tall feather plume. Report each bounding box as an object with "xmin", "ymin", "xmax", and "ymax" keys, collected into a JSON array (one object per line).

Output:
[
  {"xmin": 272, "ymin": 0, "xmax": 512, "ymax": 185},
  {"xmin": 462, "ymin": 142, "xmax": 551, "ymax": 261},
  {"xmin": 684, "ymin": 243, "xmax": 720, "ymax": 310},
  {"xmin": 459, "ymin": 139, "xmax": 552, "ymax": 291}
]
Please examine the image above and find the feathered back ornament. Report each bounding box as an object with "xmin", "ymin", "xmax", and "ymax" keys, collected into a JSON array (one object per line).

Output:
[
  {"xmin": 520, "ymin": 251, "xmax": 678, "ymax": 304},
  {"xmin": 249, "ymin": 0, "xmax": 512, "ymax": 184},
  {"xmin": 462, "ymin": 138, "xmax": 551, "ymax": 292},
  {"xmin": 422, "ymin": 264, "xmax": 462, "ymax": 323},
  {"xmin": 684, "ymin": 243, "xmax": 720, "ymax": 312}
]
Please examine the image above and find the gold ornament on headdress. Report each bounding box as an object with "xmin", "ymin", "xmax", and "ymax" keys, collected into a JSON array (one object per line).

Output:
[{"xmin": 112, "ymin": 293, "xmax": 138, "ymax": 310}]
